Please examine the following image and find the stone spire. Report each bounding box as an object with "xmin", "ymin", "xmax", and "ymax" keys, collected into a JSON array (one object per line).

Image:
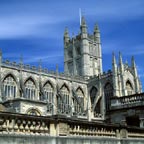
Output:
[
  {"xmin": 0, "ymin": 49, "xmax": 2, "ymax": 65},
  {"xmin": 131, "ymin": 56, "xmax": 137, "ymax": 76},
  {"xmin": 112, "ymin": 52, "xmax": 119, "ymax": 96},
  {"xmin": 80, "ymin": 16, "xmax": 87, "ymax": 35},
  {"xmin": 118, "ymin": 52, "xmax": 126, "ymax": 96},
  {"xmin": 131, "ymin": 56, "xmax": 140, "ymax": 93},
  {"xmin": 94, "ymin": 24, "xmax": 100, "ymax": 43},
  {"xmin": 64, "ymin": 27, "xmax": 70, "ymax": 45},
  {"xmin": 119, "ymin": 52, "xmax": 124, "ymax": 72},
  {"xmin": 112, "ymin": 52, "xmax": 117, "ymax": 67},
  {"xmin": 112, "ymin": 52, "xmax": 117, "ymax": 75},
  {"xmin": 0, "ymin": 49, "xmax": 2, "ymax": 102},
  {"xmin": 81, "ymin": 16, "xmax": 86, "ymax": 26}
]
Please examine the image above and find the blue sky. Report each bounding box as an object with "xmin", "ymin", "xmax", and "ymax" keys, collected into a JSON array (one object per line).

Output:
[{"xmin": 0, "ymin": 0, "xmax": 144, "ymax": 90}]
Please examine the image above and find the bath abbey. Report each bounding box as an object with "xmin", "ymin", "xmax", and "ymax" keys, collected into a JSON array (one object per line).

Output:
[{"xmin": 0, "ymin": 17, "xmax": 144, "ymax": 144}]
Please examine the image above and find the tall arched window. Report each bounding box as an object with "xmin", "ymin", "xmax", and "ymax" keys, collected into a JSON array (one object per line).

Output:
[
  {"xmin": 73, "ymin": 88, "xmax": 84, "ymax": 115},
  {"xmin": 104, "ymin": 83, "xmax": 113, "ymax": 111},
  {"xmin": 25, "ymin": 79, "xmax": 36, "ymax": 100},
  {"xmin": 3, "ymin": 75, "xmax": 17, "ymax": 100},
  {"xmin": 94, "ymin": 97, "xmax": 102, "ymax": 117},
  {"xmin": 43, "ymin": 82, "xmax": 54, "ymax": 113},
  {"xmin": 57, "ymin": 85, "xmax": 70, "ymax": 114},
  {"xmin": 126, "ymin": 80, "xmax": 133, "ymax": 95},
  {"xmin": 90, "ymin": 87, "xmax": 98, "ymax": 107},
  {"xmin": 61, "ymin": 85, "xmax": 69, "ymax": 105}
]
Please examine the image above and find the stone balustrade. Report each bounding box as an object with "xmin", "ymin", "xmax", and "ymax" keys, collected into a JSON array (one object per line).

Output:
[
  {"xmin": 111, "ymin": 93, "xmax": 144, "ymax": 109},
  {"xmin": 0, "ymin": 113, "xmax": 50, "ymax": 135},
  {"xmin": 0, "ymin": 112, "xmax": 144, "ymax": 139},
  {"xmin": 128, "ymin": 132, "xmax": 144, "ymax": 138},
  {"xmin": 69, "ymin": 124, "xmax": 116, "ymax": 137}
]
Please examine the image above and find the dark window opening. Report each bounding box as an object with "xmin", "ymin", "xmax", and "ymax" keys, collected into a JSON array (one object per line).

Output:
[{"xmin": 126, "ymin": 116, "xmax": 140, "ymax": 127}]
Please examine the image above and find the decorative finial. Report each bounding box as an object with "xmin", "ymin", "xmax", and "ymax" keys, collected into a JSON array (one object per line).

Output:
[
  {"xmin": 112, "ymin": 52, "xmax": 116, "ymax": 65},
  {"xmin": 0, "ymin": 49, "xmax": 2, "ymax": 56},
  {"xmin": 39, "ymin": 59, "xmax": 42, "ymax": 69},
  {"xmin": 119, "ymin": 51, "xmax": 123, "ymax": 66},
  {"xmin": 81, "ymin": 16, "xmax": 86, "ymax": 26},
  {"xmin": 20, "ymin": 54, "xmax": 23, "ymax": 65},
  {"xmin": 79, "ymin": 8, "xmax": 82, "ymax": 26},
  {"xmin": 56, "ymin": 64, "xmax": 59, "ymax": 74},
  {"xmin": 125, "ymin": 59, "xmax": 128, "ymax": 65}
]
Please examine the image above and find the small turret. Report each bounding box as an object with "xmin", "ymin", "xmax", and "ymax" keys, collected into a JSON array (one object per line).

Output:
[
  {"xmin": 0, "ymin": 49, "xmax": 2, "ymax": 56},
  {"xmin": 94, "ymin": 24, "xmax": 100, "ymax": 43},
  {"xmin": 131, "ymin": 56, "xmax": 140, "ymax": 93},
  {"xmin": 80, "ymin": 16, "xmax": 87, "ymax": 35},
  {"xmin": 131, "ymin": 56, "xmax": 137, "ymax": 76},
  {"xmin": 64, "ymin": 27, "xmax": 70, "ymax": 45},
  {"xmin": 118, "ymin": 52, "xmax": 126, "ymax": 96},
  {"xmin": 0, "ymin": 49, "xmax": 2, "ymax": 66},
  {"xmin": 112, "ymin": 52, "xmax": 117, "ymax": 66},
  {"xmin": 119, "ymin": 52, "xmax": 124, "ymax": 72},
  {"xmin": 112, "ymin": 52, "xmax": 119, "ymax": 96},
  {"xmin": 112, "ymin": 52, "xmax": 117, "ymax": 73}
]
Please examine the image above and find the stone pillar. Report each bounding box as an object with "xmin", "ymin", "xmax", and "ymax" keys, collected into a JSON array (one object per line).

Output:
[
  {"xmin": 50, "ymin": 122, "xmax": 57, "ymax": 136},
  {"xmin": 57, "ymin": 122, "xmax": 69, "ymax": 136},
  {"xmin": 140, "ymin": 119, "xmax": 144, "ymax": 128}
]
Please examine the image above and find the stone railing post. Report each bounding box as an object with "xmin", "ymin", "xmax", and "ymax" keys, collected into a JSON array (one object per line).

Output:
[
  {"xmin": 49, "ymin": 122, "xmax": 57, "ymax": 136},
  {"xmin": 57, "ymin": 122, "xmax": 69, "ymax": 136}
]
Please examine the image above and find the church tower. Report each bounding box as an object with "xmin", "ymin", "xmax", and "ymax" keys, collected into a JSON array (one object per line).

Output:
[{"xmin": 64, "ymin": 16, "xmax": 103, "ymax": 77}]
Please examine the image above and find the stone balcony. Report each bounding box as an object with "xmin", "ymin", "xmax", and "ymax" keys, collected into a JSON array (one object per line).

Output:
[{"xmin": 110, "ymin": 92, "xmax": 144, "ymax": 110}]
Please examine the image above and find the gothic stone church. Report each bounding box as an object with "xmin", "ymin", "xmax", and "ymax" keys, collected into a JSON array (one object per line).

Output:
[{"xmin": 0, "ymin": 16, "xmax": 143, "ymax": 130}]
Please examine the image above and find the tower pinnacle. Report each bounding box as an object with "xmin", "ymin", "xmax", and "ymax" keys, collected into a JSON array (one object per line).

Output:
[
  {"xmin": 64, "ymin": 27, "xmax": 70, "ymax": 45},
  {"xmin": 94, "ymin": 24, "xmax": 100, "ymax": 43}
]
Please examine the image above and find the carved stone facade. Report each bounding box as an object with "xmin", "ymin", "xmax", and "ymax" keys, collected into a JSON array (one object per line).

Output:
[{"xmin": 0, "ymin": 16, "xmax": 143, "ymax": 131}]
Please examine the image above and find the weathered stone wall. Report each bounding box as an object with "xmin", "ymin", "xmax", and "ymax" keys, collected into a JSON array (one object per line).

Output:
[{"xmin": 0, "ymin": 134, "xmax": 144, "ymax": 144}]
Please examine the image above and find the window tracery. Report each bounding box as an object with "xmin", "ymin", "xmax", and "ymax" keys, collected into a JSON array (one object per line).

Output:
[
  {"xmin": 43, "ymin": 82, "xmax": 54, "ymax": 113},
  {"xmin": 73, "ymin": 88, "xmax": 84, "ymax": 115},
  {"xmin": 3, "ymin": 75, "xmax": 17, "ymax": 100},
  {"xmin": 25, "ymin": 79, "xmax": 36, "ymax": 100},
  {"xmin": 57, "ymin": 85, "xmax": 70, "ymax": 114},
  {"xmin": 104, "ymin": 83, "xmax": 113, "ymax": 110},
  {"xmin": 90, "ymin": 87, "xmax": 98, "ymax": 107}
]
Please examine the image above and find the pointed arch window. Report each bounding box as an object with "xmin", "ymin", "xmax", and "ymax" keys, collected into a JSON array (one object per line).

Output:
[
  {"xmin": 94, "ymin": 97, "xmax": 102, "ymax": 117},
  {"xmin": 43, "ymin": 82, "xmax": 54, "ymax": 113},
  {"xmin": 90, "ymin": 87, "xmax": 98, "ymax": 107},
  {"xmin": 61, "ymin": 86, "xmax": 69, "ymax": 105},
  {"xmin": 104, "ymin": 83, "xmax": 113, "ymax": 111},
  {"xmin": 126, "ymin": 81, "xmax": 133, "ymax": 95},
  {"xmin": 73, "ymin": 88, "xmax": 84, "ymax": 115},
  {"xmin": 3, "ymin": 75, "xmax": 17, "ymax": 100},
  {"xmin": 25, "ymin": 79, "xmax": 36, "ymax": 100},
  {"xmin": 57, "ymin": 85, "xmax": 70, "ymax": 114}
]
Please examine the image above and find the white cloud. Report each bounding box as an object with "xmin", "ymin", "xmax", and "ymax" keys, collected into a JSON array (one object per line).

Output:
[
  {"xmin": 0, "ymin": 14, "xmax": 69, "ymax": 39},
  {"xmin": 86, "ymin": 0, "xmax": 144, "ymax": 21},
  {"xmin": 24, "ymin": 55, "xmax": 63, "ymax": 63},
  {"xmin": 0, "ymin": 0, "xmax": 144, "ymax": 39}
]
